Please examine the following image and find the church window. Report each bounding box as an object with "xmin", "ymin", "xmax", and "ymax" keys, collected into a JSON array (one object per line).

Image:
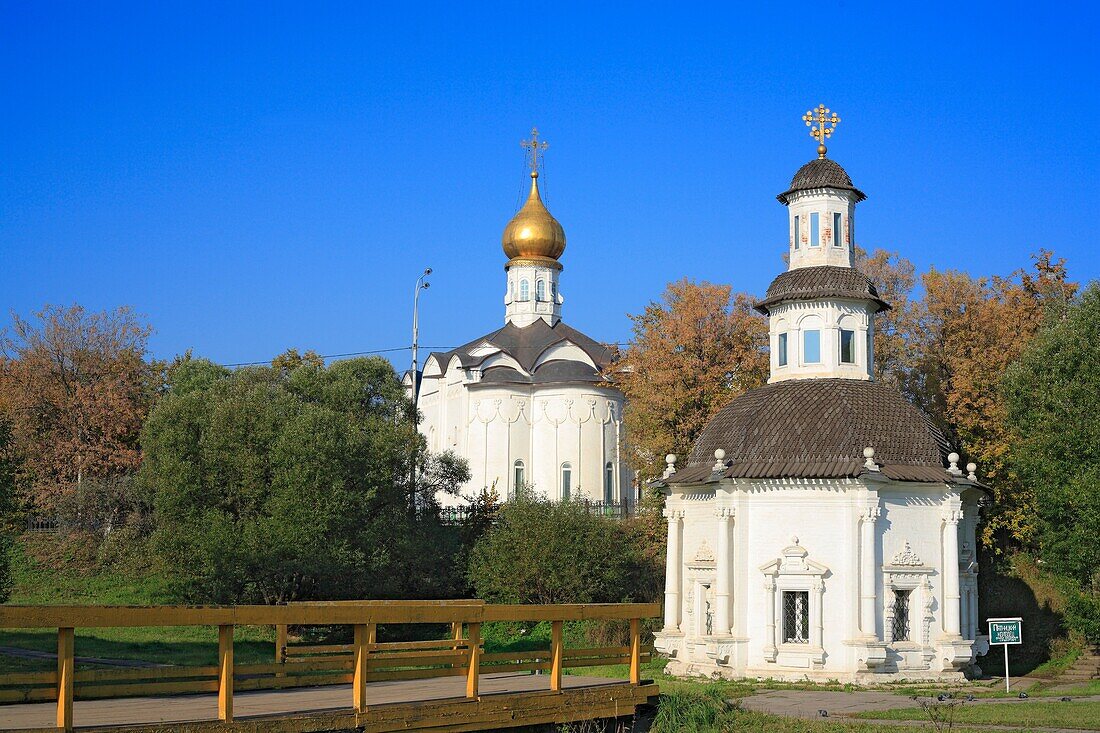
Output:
[
  {"xmin": 604, "ymin": 462, "xmax": 614, "ymax": 502},
  {"xmin": 803, "ymin": 329, "xmax": 821, "ymax": 364},
  {"xmin": 536, "ymin": 280, "xmax": 546, "ymax": 301},
  {"xmin": 560, "ymin": 463, "xmax": 572, "ymax": 500},
  {"xmin": 833, "ymin": 213, "xmax": 842, "ymax": 246},
  {"xmin": 793, "ymin": 215, "xmax": 800, "ymax": 249},
  {"xmin": 840, "ymin": 329, "xmax": 855, "ymax": 364},
  {"xmin": 550, "ymin": 282, "xmax": 556, "ymax": 300},
  {"xmin": 778, "ymin": 333, "xmax": 788, "ymax": 367},
  {"xmin": 513, "ymin": 460, "xmax": 525, "ymax": 498},
  {"xmin": 810, "ymin": 212, "xmax": 820, "ymax": 247},
  {"xmin": 519, "ymin": 279, "xmax": 530, "ymax": 301},
  {"xmin": 891, "ymin": 589, "xmax": 912, "ymax": 642},
  {"xmin": 783, "ymin": 591, "xmax": 809, "ymax": 643}
]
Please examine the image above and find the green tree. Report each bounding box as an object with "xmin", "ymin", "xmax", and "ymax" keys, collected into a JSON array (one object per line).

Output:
[
  {"xmin": 142, "ymin": 355, "xmax": 469, "ymax": 603},
  {"xmin": 468, "ymin": 498, "xmax": 636, "ymax": 605},
  {"xmin": 1003, "ymin": 283, "xmax": 1100, "ymax": 591},
  {"xmin": 0, "ymin": 418, "xmax": 16, "ymax": 602}
]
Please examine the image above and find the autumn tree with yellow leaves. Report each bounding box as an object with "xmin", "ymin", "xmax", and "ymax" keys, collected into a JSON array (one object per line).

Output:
[{"xmin": 615, "ymin": 279, "xmax": 769, "ymax": 479}]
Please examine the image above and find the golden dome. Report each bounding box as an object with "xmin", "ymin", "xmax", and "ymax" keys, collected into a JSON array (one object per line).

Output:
[{"xmin": 502, "ymin": 171, "xmax": 566, "ymax": 268}]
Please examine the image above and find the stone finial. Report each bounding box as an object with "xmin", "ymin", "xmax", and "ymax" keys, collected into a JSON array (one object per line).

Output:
[
  {"xmin": 947, "ymin": 452, "xmax": 963, "ymax": 476},
  {"xmin": 863, "ymin": 446, "xmax": 879, "ymax": 471},
  {"xmin": 663, "ymin": 454, "xmax": 677, "ymax": 479},
  {"xmin": 712, "ymin": 448, "xmax": 727, "ymax": 473},
  {"xmin": 966, "ymin": 462, "xmax": 978, "ymax": 481}
]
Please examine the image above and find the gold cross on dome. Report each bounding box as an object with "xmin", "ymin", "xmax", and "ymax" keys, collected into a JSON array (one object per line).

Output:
[
  {"xmin": 803, "ymin": 104, "xmax": 840, "ymax": 158},
  {"xmin": 521, "ymin": 127, "xmax": 549, "ymax": 174}
]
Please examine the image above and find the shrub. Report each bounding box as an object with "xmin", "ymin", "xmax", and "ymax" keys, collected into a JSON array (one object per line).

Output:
[{"xmin": 467, "ymin": 497, "xmax": 637, "ymax": 605}]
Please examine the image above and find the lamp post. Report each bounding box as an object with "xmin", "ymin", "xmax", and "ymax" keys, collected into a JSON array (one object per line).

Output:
[{"xmin": 411, "ymin": 268, "xmax": 432, "ymax": 414}]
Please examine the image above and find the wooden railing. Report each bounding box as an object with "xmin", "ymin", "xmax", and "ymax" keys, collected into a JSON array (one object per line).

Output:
[{"xmin": 0, "ymin": 600, "xmax": 659, "ymax": 731}]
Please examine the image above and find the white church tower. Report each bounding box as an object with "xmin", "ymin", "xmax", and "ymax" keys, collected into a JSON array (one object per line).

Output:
[
  {"xmin": 409, "ymin": 130, "xmax": 631, "ymax": 505},
  {"xmin": 652, "ymin": 107, "xmax": 990, "ymax": 682}
]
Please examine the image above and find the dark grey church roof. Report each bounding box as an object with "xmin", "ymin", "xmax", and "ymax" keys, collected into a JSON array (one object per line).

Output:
[
  {"xmin": 424, "ymin": 319, "xmax": 613, "ymax": 385},
  {"xmin": 669, "ymin": 378, "xmax": 959, "ymax": 484},
  {"xmin": 755, "ymin": 266, "xmax": 891, "ymax": 313},
  {"xmin": 777, "ymin": 158, "xmax": 866, "ymax": 204}
]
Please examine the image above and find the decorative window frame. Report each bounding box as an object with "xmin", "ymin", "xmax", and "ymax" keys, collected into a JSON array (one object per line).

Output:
[
  {"xmin": 760, "ymin": 540, "xmax": 828, "ymax": 666},
  {"xmin": 685, "ymin": 539, "xmax": 717, "ymax": 638},
  {"xmin": 882, "ymin": 542, "xmax": 934, "ymax": 649}
]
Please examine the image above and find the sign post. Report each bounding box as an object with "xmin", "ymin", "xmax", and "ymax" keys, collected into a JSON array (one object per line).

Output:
[{"xmin": 987, "ymin": 617, "xmax": 1023, "ymax": 692}]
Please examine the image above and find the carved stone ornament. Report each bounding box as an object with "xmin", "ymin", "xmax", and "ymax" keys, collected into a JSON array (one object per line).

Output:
[
  {"xmin": 891, "ymin": 541, "xmax": 923, "ymax": 567},
  {"xmin": 694, "ymin": 539, "xmax": 716, "ymax": 564}
]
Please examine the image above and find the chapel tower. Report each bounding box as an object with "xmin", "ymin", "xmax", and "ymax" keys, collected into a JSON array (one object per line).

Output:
[
  {"xmin": 757, "ymin": 105, "xmax": 889, "ymax": 383},
  {"xmin": 501, "ymin": 128, "xmax": 565, "ymax": 327}
]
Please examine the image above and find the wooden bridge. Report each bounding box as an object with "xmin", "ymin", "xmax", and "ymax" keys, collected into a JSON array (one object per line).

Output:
[{"xmin": 0, "ymin": 600, "xmax": 660, "ymax": 732}]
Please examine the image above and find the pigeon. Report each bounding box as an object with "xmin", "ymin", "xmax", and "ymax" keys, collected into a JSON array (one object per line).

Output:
[
  {"xmin": 1018, "ymin": 692, "xmax": 1029, "ymax": 699},
  {"xmin": 818, "ymin": 710, "xmax": 828, "ymax": 718},
  {"xmin": 1061, "ymin": 697, "xmax": 1071, "ymax": 702},
  {"xmin": 965, "ymin": 694, "xmax": 976, "ymax": 702}
]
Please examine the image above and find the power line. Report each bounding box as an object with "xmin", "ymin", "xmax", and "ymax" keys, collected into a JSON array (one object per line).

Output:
[{"xmin": 218, "ymin": 342, "xmax": 636, "ymax": 369}]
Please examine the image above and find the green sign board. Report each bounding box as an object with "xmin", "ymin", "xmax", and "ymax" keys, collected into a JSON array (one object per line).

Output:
[{"xmin": 988, "ymin": 617, "xmax": 1023, "ymax": 645}]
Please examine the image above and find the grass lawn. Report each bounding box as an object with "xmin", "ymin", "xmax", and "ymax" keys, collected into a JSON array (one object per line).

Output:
[
  {"xmin": 856, "ymin": 700, "xmax": 1100, "ymax": 729},
  {"xmin": 1, "ymin": 540, "xmax": 276, "ymax": 673}
]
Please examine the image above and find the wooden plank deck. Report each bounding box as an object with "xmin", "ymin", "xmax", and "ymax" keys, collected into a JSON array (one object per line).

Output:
[{"xmin": 0, "ymin": 672, "xmax": 656, "ymax": 732}]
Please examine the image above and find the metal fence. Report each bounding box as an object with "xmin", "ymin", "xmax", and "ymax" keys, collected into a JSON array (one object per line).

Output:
[{"xmin": 439, "ymin": 499, "xmax": 637, "ymax": 525}]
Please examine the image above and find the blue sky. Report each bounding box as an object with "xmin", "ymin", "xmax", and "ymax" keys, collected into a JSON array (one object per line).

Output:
[{"xmin": 2, "ymin": 2, "xmax": 1097, "ymax": 368}]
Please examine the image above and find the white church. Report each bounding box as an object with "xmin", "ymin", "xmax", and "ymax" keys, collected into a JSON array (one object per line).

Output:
[
  {"xmin": 408, "ymin": 131, "xmax": 631, "ymax": 505},
  {"xmin": 652, "ymin": 108, "xmax": 992, "ymax": 681}
]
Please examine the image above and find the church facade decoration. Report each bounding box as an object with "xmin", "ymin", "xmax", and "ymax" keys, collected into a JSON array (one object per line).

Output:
[
  {"xmin": 407, "ymin": 130, "xmax": 630, "ymax": 504},
  {"xmin": 651, "ymin": 109, "xmax": 991, "ymax": 682}
]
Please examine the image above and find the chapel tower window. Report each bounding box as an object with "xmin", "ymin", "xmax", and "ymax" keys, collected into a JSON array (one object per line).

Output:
[
  {"xmin": 810, "ymin": 212, "xmax": 820, "ymax": 247},
  {"xmin": 840, "ymin": 329, "xmax": 855, "ymax": 364},
  {"xmin": 833, "ymin": 212, "xmax": 842, "ymax": 247},
  {"xmin": 793, "ymin": 215, "xmax": 800, "ymax": 249},
  {"xmin": 536, "ymin": 280, "xmax": 546, "ymax": 301},
  {"xmin": 604, "ymin": 462, "xmax": 614, "ymax": 503},
  {"xmin": 560, "ymin": 462, "xmax": 572, "ymax": 500},
  {"xmin": 519, "ymin": 279, "xmax": 530, "ymax": 301},
  {"xmin": 778, "ymin": 333, "xmax": 788, "ymax": 367},
  {"xmin": 891, "ymin": 589, "xmax": 912, "ymax": 642},
  {"xmin": 783, "ymin": 591, "xmax": 810, "ymax": 644},
  {"xmin": 803, "ymin": 330, "xmax": 821, "ymax": 364}
]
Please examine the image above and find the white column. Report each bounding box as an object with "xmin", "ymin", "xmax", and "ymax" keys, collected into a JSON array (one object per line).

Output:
[
  {"xmin": 859, "ymin": 503, "xmax": 880, "ymax": 638},
  {"xmin": 811, "ymin": 577, "xmax": 825, "ymax": 650},
  {"xmin": 942, "ymin": 503, "xmax": 962, "ymax": 637},
  {"xmin": 714, "ymin": 508, "xmax": 733, "ymax": 636},
  {"xmin": 663, "ymin": 509, "xmax": 683, "ymax": 631},
  {"xmin": 763, "ymin": 576, "xmax": 777, "ymax": 660}
]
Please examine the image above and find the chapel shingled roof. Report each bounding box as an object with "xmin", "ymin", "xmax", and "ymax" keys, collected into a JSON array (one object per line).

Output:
[
  {"xmin": 669, "ymin": 378, "xmax": 959, "ymax": 484},
  {"xmin": 777, "ymin": 158, "xmax": 867, "ymax": 204},
  {"xmin": 755, "ymin": 265, "xmax": 891, "ymax": 313},
  {"xmin": 424, "ymin": 319, "xmax": 613, "ymax": 385}
]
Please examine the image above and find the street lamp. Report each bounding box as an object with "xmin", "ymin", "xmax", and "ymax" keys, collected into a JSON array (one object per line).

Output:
[{"xmin": 411, "ymin": 267, "xmax": 432, "ymax": 412}]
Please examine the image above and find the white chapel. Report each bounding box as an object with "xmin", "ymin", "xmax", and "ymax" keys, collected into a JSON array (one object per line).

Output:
[
  {"xmin": 409, "ymin": 131, "xmax": 631, "ymax": 505},
  {"xmin": 652, "ymin": 107, "xmax": 991, "ymax": 681}
]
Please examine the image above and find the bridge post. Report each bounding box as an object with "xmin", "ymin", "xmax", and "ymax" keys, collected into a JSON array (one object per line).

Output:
[
  {"xmin": 629, "ymin": 618, "xmax": 642, "ymax": 685},
  {"xmin": 275, "ymin": 623, "xmax": 288, "ymax": 678},
  {"xmin": 218, "ymin": 624, "xmax": 233, "ymax": 722},
  {"xmin": 56, "ymin": 627, "xmax": 74, "ymax": 731},
  {"xmin": 550, "ymin": 621, "xmax": 563, "ymax": 692},
  {"xmin": 465, "ymin": 622, "xmax": 480, "ymax": 699},
  {"xmin": 353, "ymin": 623, "xmax": 375, "ymax": 712}
]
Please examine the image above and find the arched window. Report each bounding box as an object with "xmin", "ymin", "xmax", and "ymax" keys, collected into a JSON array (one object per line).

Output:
[
  {"xmin": 513, "ymin": 459, "xmax": 526, "ymax": 499},
  {"xmin": 536, "ymin": 280, "xmax": 546, "ymax": 301},
  {"xmin": 519, "ymin": 279, "xmax": 530, "ymax": 301},
  {"xmin": 560, "ymin": 462, "xmax": 572, "ymax": 500},
  {"xmin": 604, "ymin": 462, "xmax": 614, "ymax": 503},
  {"xmin": 550, "ymin": 282, "xmax": 557, "ymax": 300}
]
